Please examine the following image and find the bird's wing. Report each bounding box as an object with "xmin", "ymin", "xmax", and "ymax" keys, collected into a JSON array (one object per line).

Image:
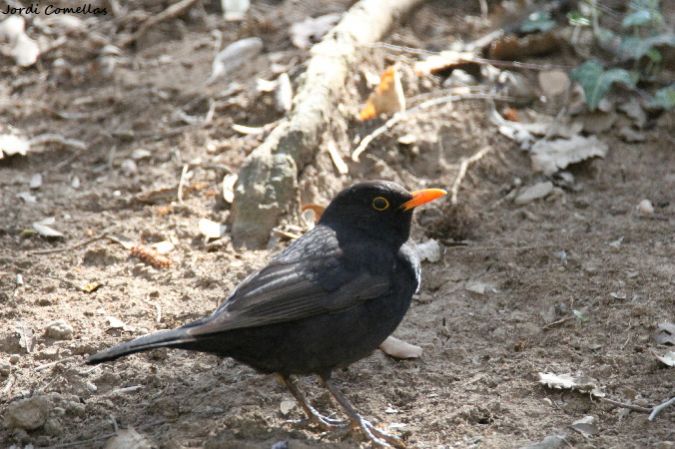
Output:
[{"xmin": 186, "ymin": 226, "xmax": 392, "ymax": 336}]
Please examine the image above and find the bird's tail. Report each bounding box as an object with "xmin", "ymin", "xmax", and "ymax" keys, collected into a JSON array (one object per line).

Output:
[{"xmin": 87, "ymin": 327, "xmax": 198, "ymax": 365}]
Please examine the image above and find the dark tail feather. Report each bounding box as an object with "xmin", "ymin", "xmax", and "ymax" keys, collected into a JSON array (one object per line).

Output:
[{"xmin": 87, "ymin": 327, "xmax": 197, "ymax": 365}]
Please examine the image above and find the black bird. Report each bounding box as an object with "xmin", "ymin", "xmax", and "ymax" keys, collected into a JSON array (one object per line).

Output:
[{"xmin": 88, "ymin": 180, "xmax": 446, "ymax": 448}]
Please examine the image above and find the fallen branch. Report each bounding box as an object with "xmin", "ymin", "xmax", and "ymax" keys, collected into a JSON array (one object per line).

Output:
[
  {"xmin": 29, "ymin": 233, "xmax": 109, "ymax": 256},
  {"xmin": 649, "ymin": 396, "xmax": 675, "ymax": 421},
  {"xmin": 231, "ymin": 0, "xmax": 427, "ymax": 248},
  {"xmin": 118, "ymin": 0, "xmax": 199, "ymax": 48},
  {"xmin": 450, "ymin": 145, "xmax": 493, "ymax": 204},
  {"xmin": 599, "ymin": 397, "xmax": 652, "ymax": 414}
]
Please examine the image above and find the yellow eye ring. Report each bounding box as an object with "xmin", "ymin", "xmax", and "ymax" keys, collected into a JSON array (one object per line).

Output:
[{"xmin": 372, "ymin": 196, "xmax": 390, "ymax": 211}]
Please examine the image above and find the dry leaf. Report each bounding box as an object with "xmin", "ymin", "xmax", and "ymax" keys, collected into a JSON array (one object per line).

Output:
[
  {"xmin": 199, "ymin": 218, "xmax": 226, "ymax": 240},
  {"xmin": 415, "ymin": 239, "xmax": 442, "ymax": 263},
  {"xmin": 130, "ymin": 245, "xmax": 171, "ymax": 269},
  {"xmin": 655, "ymin": 322, "xmax": 675, "ymax": 346},
  {"xmin": 379, "ymin": 336, "xmax": 423, "ymax": 359},
  {"xmin": 538, "ymin": 372, "xmax": 605, "ymax": 397},
  {"xmin": 465, "ymin": 281, "xmax": 497, "ymax": 295},
  {"xmin": 32, "ymin": 217, "xmax": 64, "ymax": 238},
  {"xmin": 103, "ymin": 427, "xmax": 152, "ymax": 449},
  {"xmin": 514, "ymin": 181, "xmax": 554, "ymax": 205},
  {"xmin": 653, "ymin": 350, "xmax": 675, "ymax": 367},
  {"xmin": 488, "ymin": 32, "xmax": 558, "ymax": 60},
  {"xmin": 275, "ymin": 73, "xmax": 293, "ymax": 112},
  {"xmin": 359, "ymin": 65, "xmax": 405, "ymax": 121},
  {"xmin": 414, "ymin": 50, "xmax": 479, "ymax": 77},
  {"xmin": 538, "ymin": 70, "xmax": 570, "ymax": 98},
  {"xmin": 208, "ymin": 37, "xmax": 263, "ymax": 84},
  {"xmin": 0, "ymin": 133, "xmax": 31, "ymax": 159},
  {"xmin": 570, "ymin": 416, "xmax": 598, "ymax": 437},
  {"xmin": 81, "ymin": 281, "xmax": 103, "ymax": 293},
  {"xmin": 222, "ymin": 174, "xmax": 237, "ymax": 203},
  {"xmin": 531, "ymin": 135, "xmax": 608, "ymax": 175},
  {"xmin": 290, "ymin": 13, "xmax": 341, "ymax": 49}
]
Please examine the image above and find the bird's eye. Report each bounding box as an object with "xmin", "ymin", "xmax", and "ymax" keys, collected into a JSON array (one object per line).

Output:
[{"xmin": 371, "ymin": 196, "xmax": 390, "ymax": 211}]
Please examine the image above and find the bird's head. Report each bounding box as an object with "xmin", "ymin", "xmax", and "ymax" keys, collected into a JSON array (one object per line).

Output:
[{"xmin": 319, "ymin": 181, "xmax": 446, "ymax": 247}]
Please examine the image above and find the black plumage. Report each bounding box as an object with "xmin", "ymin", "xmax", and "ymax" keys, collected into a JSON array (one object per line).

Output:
[{"xmin": 88, "ymin": 180, "xmax": 446, "ymax": 448}]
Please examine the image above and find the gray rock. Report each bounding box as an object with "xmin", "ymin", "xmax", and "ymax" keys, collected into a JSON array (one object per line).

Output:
[
  {"xmin": 514, "ymin": 181, "xmax": 554, "ymax": 205},
  {"xmin": 5, "ymin": 396, "xmax": 51, "ymax": 430},
  {"xmin": 45, "ymin": 319, "xmax": 73, "ymax": 340}
]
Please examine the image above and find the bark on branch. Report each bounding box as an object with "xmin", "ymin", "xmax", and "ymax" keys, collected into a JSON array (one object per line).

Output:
[{"xmin": 231, "ymin": 0, "xmax": 426, "ymax": 248}]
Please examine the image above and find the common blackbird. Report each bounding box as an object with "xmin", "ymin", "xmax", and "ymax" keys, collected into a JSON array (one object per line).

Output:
[{"xmin": 88, "ymin": 180, "xmax": 446, "ymax": 448}]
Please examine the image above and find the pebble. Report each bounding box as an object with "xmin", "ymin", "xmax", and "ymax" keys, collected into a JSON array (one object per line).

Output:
[
  {"xmin": 514, "ymin": 181, "xmax": 554, "ymax": 205},
  {"xmin": 45, "ymin": 320, "xmax": 73, "ymax": 340},
  {"xmin": 120, "ymin": 159, "xmax": 138, "ymax": 176},
  {"xmin": 0, "ymin": 360, "xmax": 10, "ymax": 376},
  {"xmin": 4, "ymin": 396, "xmax": 51, "ymax": 430},
  {"xmin": 9, "ymin": 354, "xmax": 20, "ymax": 364},
  {"xmin": 637, "ymin": 199, "xmax": 654, "ymax": 216}
]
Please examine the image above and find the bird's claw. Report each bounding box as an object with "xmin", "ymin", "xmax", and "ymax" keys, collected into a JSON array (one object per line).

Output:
[
  {"xmin": 308, "ymin": 413, "xmax": 349, "ymax": 430},
  {"xmin": 353, "ymin": 415, "xmax": 406, "ymax": 449}
]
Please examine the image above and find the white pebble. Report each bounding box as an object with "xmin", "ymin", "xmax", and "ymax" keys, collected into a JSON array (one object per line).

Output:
[{"xmin": 637, "ymin": 199, "xmax": 654, "ymax": 216}]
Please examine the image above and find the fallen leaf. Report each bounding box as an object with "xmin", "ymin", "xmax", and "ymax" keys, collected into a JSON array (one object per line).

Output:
[
  {"xmin": 414, "ymin": 50, "xmax": 479, "ymax": 77},
  {"xmin": 359, "ymin": 65, "xmax": 405, "ymax": 121},
  {"xmin": 570, "ymin": 416, "xmax": 598, "ymax": 437},
  {"xmin": 279, "ymin": 399, "xmax": 296, "ymax": 415},
  {"xmin": 415, "ymin": 239, "xmax": 442, "ymax": 263},
  {"xmin": 32, "ymin": 217, "xmax": 64, "ymax": 238},
  {"xmin": 208, "ymin": 37, "xmax": 263, "ymax": 84},
  {"xmin": 15, "ymin": 322, "xmax": 35, "ymax": 353},
  {"xmin": 514, "ymin": 181, "xmax": 553, "ymax": 205},
  {"xmin": 465, "ymin": 281, "xmax": 497, "ymax": 295},
  {"xmin": 130, "ymin": 245, "xmax": 171, "ymax": 269},
  {"xmin": 379, "ymin": 336, "xmax": 423, "ymax": 359},
  {"xmin": 519, "ymin": 433, "xmax": 567, "ymax": 449},
  {"xmin": 81, "ymin": 281, "xmax": 103, "ymax": 293},
  {"xmin": 655, "ymin": 322, "xmax": 675, "ymax": 346},
  {"xmin": 0, "ymin": 133, "xmax": 31, "ymax": 159},
  {"xmin": 198, "ymin": 218, "xmax": 226, "ymax": 240},
  {"xmin": 103, "ymin": 427, "xmax": 152, "ymax": 449},
  {"xmin": 618, "ymin": 126, "xmax": 646, "ymax": 142},
  {"xmin": 222, "ymin": 174, "xmax": 237, "ymax": 203},
  {"xmin": 221, "ymin": 0, "xmax": 250, "ymax": 21},
  {"xmin": 530, "ymin": 135, "xmax": 608, "ymax": 175},
  {"xmin": 29, "ymin": 173, "xmax": 42, "ymax": 189},
  {"xmin": 290, "ymin": 13, "xmax": 341, "ymax": 49},
  {"xmin": 537, "ymin": 70, "xmax": 572, "ymax": 98},
  {"xmin": 275, "ymin": 73, "xmax": 293, "ymax": 112},
  {"xmin": 618, "ymin": 97, "xmax": 646, "ymax": 128},
  {"xmin": 538, "ymin": 372, "xmax": 605, "ymax": 397},
  {"xmin": 652, "ymin": 350, "xmax": 675, "ymax": 367},
  {"xmin": 488, "ymin": 32, "xmax": 559, "ymax": 60}
]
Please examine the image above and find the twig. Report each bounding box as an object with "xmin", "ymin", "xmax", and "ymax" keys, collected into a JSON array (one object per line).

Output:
[
  {"xmin": 599, "ymin": 397, "xmax": 652, "ymax": 414},
  {"xmin": 177, "ymin": 164, "xmax": 189, "ymax": 204},
  {"xmin": 351, "ymin": 92, "xmax": 514, "ymax": 162},
  {"xmin": 35, "ymin": 356, "xmax": 76, "ymax": 372},
  {"xmin": 542, "ymin": 316, "xmax": 573, "ymax": 330},
  {"xmin": 649, "ymin": 396, "xmax": 675, "ymax": 421},
  {"xmin": 118, "ymin": 0, "xmax": 199, "ymax": 48},
  {"xmin": 30, "ymin": 133, "xmax": 87, "ymax": 151},
  {"xmin": 29, "ymin": 233, "xmax": 109, "ymax": 256},
  {"xmin": 450, "ymin": 145, "xmax": 492, "ymax": 204}
]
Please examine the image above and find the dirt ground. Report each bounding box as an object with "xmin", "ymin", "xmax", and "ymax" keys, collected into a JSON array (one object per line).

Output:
[{"xmin": 1, "ymin": 1, "xmax": 674, "ymax": 448}]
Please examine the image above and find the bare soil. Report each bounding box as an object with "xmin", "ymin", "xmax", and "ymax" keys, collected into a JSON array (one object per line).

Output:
[{"xmin": 1, "ymin": 1, "xmax": 673, "ymax": 448}]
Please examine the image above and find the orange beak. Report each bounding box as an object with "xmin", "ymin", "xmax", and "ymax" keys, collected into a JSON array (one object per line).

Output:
[{"xmin": 401, "ymin": 188, "xmax": 447, "ymax": 211}]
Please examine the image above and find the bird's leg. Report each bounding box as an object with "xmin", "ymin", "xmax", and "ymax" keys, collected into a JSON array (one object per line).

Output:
[
  {"xmin": 320, "ymin": 376, "xmax": 406, "ymax": 449},
  {"xmin": 280, "ymin": 375, "xmax": 347, "ymax": 430}
]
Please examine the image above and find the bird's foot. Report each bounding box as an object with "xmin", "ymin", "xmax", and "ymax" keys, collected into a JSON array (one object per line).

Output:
[
  {"xmin": 351, "ymin": 415, "xmax": 406, "ymax": 449},
  {"xmin": 296, "ymin": 412, "xmax": 348, "ymax": 431}
]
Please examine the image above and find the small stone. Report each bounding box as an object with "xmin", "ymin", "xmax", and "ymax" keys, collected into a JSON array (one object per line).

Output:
[
  {"xmin": 514, "ymin": 181, "xmax": 554, "ymax": 205},
  {"xmin": 45, "ymin": 320, "xmax": 73, "ymax": 340},
  {"xmin": 5, "ymin": 396, "xmax": 51, "ymax": 430},
  {"xmin": 637, "ymin": 199, "xmax": 654, "ymax": 216},
  {"xmin": 0, "ymin": 360, "xmax": 10, "ymax": 376},
  {"xmin": 29, "ymin": 173, "xmax": 43, "ymax": 189},
  {"xmin": 9, "ymin": 354, "xmax": 20, "ymax": 364},
  {"xmin": 120, "ymin": 159, "xmax": 137, "ymax": 176}
]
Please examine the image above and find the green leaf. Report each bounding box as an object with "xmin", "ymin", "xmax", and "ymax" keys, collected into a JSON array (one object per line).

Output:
[
  {"xmin": 622, "ymin": 9, "xmax": 653, "ymax": 27},
  {"xmin": 619, "ymin": 33, "xmax": 675, "ymax": 60},
  {"xmin": 571, "ymin": 60, "xmax": 636, "ymax": 111},
  {"xmin": 567, "ymin": 10, "xmax": 591, "ymax": 27},
  {"xmin": 520, "ymin": 11, "xmax": 556, "ymax": 33},
  {"xmin": 649, "ymin": 84, "xmax": 675, "ymax": 110}
]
